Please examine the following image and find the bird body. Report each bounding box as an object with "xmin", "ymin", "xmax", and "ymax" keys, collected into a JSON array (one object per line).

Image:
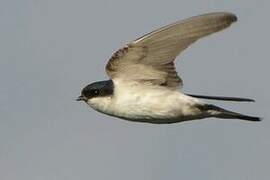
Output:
[
  {"xmin": 87, "ymin": 79, "xmax": 203, "ymax": 123},
  {"xmin": 77, "ymin": 12, "xmax": 261, "ymax": 124}
]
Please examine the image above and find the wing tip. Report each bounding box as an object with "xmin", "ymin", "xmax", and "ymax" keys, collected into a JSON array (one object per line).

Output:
[
  {"xmin": 216, "ymin": 12, "xmax": 238, "ymax": 24},
  {"xmin": 208, "ymin": 12, "xmax": 237, "ymax": 23},
  {"xmin": 226, "ymin": 12, "xmax": 238, "ymax": 23}
]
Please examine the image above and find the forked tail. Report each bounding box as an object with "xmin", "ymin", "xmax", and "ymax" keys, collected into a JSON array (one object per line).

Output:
[{"xmin": 197, "ymin": 104, "xmax": 261, "ymax": 121}]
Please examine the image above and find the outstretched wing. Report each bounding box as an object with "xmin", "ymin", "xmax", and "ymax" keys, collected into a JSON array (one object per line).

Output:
[{"xmin": 106, "ymin": 12, "xmax": 237, "ymax": 89}]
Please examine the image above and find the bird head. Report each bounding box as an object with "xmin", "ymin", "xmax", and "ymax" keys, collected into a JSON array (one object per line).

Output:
[{"xmin": 77, "ymin": 80, "xmax": 114, "ymax": 103}]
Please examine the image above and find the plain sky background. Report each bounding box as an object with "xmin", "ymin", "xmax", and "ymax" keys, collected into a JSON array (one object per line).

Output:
[{"xmin": 0, "ymin": 0, "xmax": 269, "ymax": 180}]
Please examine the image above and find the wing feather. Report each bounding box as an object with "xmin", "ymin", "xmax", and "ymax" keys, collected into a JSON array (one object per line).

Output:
[{"xmin": 106, "ymin": 12, "xmax": 237, "ymax": 89}]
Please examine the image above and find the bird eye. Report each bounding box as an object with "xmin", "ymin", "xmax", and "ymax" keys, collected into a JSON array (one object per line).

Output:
[{"xmin": 93, "ymin": 89, "xmax": 99, "ymax": 96}]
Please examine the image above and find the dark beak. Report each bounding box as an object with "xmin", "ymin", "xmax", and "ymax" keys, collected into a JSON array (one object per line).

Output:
[{"xmin": 76, "ymin": 95, "xmax": 86, "ymax": 101}]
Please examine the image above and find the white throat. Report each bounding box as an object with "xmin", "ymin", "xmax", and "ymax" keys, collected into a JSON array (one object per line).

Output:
[{"xmin": 86, "ymin": 96, "xmax": 114, "ymax": 115}]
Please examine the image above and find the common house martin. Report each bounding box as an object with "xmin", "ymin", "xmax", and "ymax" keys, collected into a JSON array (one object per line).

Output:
[{"xmin": 77, "ymin": 12, "xmax": 261, "ymax": 124}]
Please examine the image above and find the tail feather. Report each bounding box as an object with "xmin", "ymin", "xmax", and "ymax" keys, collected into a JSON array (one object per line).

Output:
[
  {"xmin": 230, "ymin": 114, "xmax": 261, "ymax": 121},
  {"xmin": 197, "ymin": 104, "xmax": 261, "ymax": 122}
]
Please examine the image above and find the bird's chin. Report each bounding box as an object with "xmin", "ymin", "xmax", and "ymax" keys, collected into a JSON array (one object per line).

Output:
[
  {"xmin": 85, "ymin": 96, "xmax": 112, "ymax": 113},
  {"xmin": 85, "ymin": 97, "xmax": 99, "ymax": 107}
]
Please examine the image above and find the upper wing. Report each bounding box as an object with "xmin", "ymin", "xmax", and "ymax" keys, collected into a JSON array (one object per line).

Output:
[{"xmin": 106, "ymin": 12, "xmax": 237, "ymax": 89}]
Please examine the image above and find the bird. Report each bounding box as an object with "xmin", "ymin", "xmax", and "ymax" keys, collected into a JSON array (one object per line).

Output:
[{"xmin": 77, "ymin": 12, "xmax": 261, "ymax": 124}]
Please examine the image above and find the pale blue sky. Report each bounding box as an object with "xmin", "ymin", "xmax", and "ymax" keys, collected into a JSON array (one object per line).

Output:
[{"xmin": 0, "ymin": 0, "xmax": 269, "ymax": 180}]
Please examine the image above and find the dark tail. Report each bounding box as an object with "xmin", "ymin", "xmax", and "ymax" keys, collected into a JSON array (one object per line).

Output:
[
  {"xmin": 229, "ymin": 114, "xmax": 261, "ymax": 121},
  {"xmin": 197, "ymin": 104, "xmax": 261, "ymax": 121},
  {"xmin": 186, "ymin": 93, "xmax": 255, "ymax": 102}
]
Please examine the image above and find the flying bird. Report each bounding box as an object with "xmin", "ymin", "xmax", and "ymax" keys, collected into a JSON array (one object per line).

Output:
[{"xmin": 77, "ymin": 12, "xmax": 261, "ymax": 124}]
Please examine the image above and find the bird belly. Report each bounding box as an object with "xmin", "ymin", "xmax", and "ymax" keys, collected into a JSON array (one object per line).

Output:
[
  {"xmin": 86, "ymin": 81, "xmax": 204, "ymax": 123},
  {"xmin": 109, "ymin": 87, "xmax": 203, "ymax": 123}
]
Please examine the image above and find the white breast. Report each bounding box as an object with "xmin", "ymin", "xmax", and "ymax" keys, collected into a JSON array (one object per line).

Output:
[{"xmin": 87, "ymin": 79, "xmax": 203, "ymax": 122}]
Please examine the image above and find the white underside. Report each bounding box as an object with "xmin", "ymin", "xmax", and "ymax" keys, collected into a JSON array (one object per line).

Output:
[{"xmin": 86, "ymin": 79, "xmax": 207, "ymax": 123}]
